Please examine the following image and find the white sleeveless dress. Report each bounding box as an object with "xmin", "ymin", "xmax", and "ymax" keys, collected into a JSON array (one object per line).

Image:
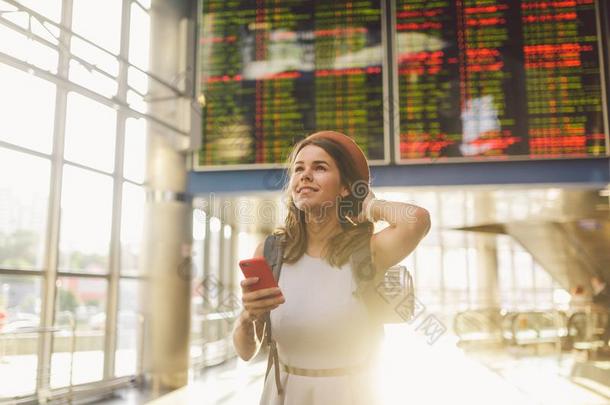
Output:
[{"xmin": 258, "ymin": 253, "xmax": 383, "ymax": 405}]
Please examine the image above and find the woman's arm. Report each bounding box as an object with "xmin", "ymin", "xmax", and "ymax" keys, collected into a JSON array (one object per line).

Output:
[
  {"xmin": 232, "ymin": 241, "xmax": 284, "ymax": 361},
  {"xmin": 232, "ymin": 307, "xmax": 269, "ymax": 361},
  {"xmin": 232, "ymin": 241, "xmax": 264, "ymax": 361},
  {"xmin": 365, "ymin": 195, "xmax": 431, "ymax": 271}
]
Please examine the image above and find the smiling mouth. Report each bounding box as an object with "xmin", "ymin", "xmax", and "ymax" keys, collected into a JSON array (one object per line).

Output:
[{"xmin": 297, "ymin": 186, "xmax": 318, "ymax": 193}]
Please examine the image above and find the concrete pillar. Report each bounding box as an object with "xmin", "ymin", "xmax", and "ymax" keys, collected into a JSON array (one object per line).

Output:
[
  {"xmin": 473, "ymin": 192, "xmax": 501, "ymax": 309},
  {"xmin": 474, "ymin": 233, "xmax": 500, "ymax": 308},
  {"xmin": 141, "ymin": 0, "xmax": 193, "ymax": 392}
]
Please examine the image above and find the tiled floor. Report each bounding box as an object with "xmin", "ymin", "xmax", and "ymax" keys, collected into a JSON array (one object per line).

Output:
[
  {"xmin": 98, "ymin": 327, "xmax": 610, "ymax": 405},
  {"xmin": 147, "ymin": 359, "xmax": 267, "ymax": 405},
  {"xmin": 88, "ymin": 387, "xmax": 157, "ymax": 405},
  {"xmin": 468, "ymin": 347, "xmax": 610, "ymax": 405}
]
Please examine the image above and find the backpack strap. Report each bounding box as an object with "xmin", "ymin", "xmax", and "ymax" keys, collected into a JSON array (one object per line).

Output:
[
  {"xmin": 262, "ymin": 234, "xmax": 284, "ymax": 395},
  {"xmin": 264, "ymin": 233, "xmax": 284, "ymax": 281}
]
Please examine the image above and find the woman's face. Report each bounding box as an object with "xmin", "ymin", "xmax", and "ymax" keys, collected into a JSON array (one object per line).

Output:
[{"xmin": 290, "ymin": 144, "xmax": 348, "ymax": 213}]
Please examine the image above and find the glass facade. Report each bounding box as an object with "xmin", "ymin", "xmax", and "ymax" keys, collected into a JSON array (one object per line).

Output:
[{"xmin": 0, "ymin": 0, "xmax": 151, "ymax": 400}]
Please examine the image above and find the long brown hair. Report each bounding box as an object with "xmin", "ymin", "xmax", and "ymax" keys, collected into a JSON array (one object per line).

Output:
[{"xmin": 274, "ymin": 136, "xmax": 374, "ymax": 267}]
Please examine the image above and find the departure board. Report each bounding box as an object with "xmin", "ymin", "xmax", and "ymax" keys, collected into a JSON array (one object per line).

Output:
[
  {"xmin": 196, "ymin": 0, "xmax": 387, "ymax": 169},
  {"xmin": 395, "ymin": 0, "xmax": 609, "ymax": 163}
]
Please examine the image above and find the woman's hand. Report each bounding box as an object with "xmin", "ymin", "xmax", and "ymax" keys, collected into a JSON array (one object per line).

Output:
[
  {"xmin": 239, "ymin": 277, "xmax": 285, "ymax": 324},
  {"xmin": 351, "ymin": 189, "xmax": 376, "ymax": 224}
]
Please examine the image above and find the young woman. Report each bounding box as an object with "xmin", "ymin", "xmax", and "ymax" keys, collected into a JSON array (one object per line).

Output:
[{"xmin": 232, "ymin": 131, "xmax": 431, "ymax": 404}]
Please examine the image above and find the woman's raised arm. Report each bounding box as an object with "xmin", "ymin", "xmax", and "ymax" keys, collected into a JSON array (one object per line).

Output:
[{"xmin": 367, "ymin": 196, "xmax": 431, "ymax": 271}]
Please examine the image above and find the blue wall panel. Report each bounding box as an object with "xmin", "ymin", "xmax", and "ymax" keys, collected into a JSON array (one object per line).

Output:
[{"xmin": 188, "ymin": 158, "xmax": 610, "ymax": 195}]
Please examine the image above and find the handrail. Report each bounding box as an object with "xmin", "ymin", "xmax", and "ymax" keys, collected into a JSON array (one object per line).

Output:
[
  {"xmin": 453, "ymin": 308, "xmax": 505, "ymax": 346},
  {"xmin": 566, "ymin": 308, "xmax": 609, "ymax": 350},
  {"xmin": 504, "ymin": 310, "xmax": 567, "ymax": 357},
  {"xmin": 0, "ymin": 313, "xmax": 75, "ymax": 403},
  {"xmin": 0, "ymin": 326, "xmax": 61, "ymax": 336},
  {"xmin": 0, "ymin": 311, "xmax": 146, "ymax": 403},
  {"xmin": 189, "ymin": 309, "xmax": 240, "ymax": 372}
]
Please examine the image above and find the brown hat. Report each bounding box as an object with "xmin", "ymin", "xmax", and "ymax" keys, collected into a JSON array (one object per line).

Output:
[{"xmin": 305, "ymin": 131, "xmax": 370, "ymax": 184}]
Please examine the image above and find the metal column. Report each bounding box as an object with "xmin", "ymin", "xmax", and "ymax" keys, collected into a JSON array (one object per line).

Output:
[{"xmin": 142, "ymin": 0, "xmax": 193, "ymax": 392}]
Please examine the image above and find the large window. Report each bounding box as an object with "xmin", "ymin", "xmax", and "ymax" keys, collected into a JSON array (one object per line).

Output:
[
  {"xmin": 69, "ymin": 59, "xmax": 119, "ymax": 99},
  {"xmin": 51, "ymin": 277, "xmax": 107, "ymax": 387},
  {"xmin": 496, "ymin": 235, "xmax": 564, "ymax": 311},
  {"xmin": 123, "ymin": 118, "xmax": 147, "ymax": 184},
  {"xmin": 17, "ymin": 0, "xmax": 63, "ymax": 23},
  {"xmin": 0, "ymin": 148, "xmax": 51, "ymax": 270},
  {"xmin": 71, "ymin": 0, "xmax": 122, "ymax": 55},
  {"xmin": 0, "ymin": 64, "xmax": 56, "ymax": 154},
  {"xmin": 128, "ymin": 2, "xmax": 150, "ymax": 70},
  {"xmin": 443, "ymin": 246, "xmax": 469, "ymax": 310},
  {"xmin": 120, "ymin": 182, "xmax": 145, "ymax": 275},
  {"xmin": 64, "ymin": 92, "xmax": 117, "ymax": 173},
  {"xmin": 115, "ymin": 279, "xmax": 142, "ymax": 377},
  {"xmin": 0, "ymin": 275, "xmax": 42, "ymax": 398},
  {"xmin": 58, "ymin": 165, "xmax": 113, "ymax": 274},
  {"xmin": 415, "ymin": 245, "xmax": 442, "ymax": 308},
  {"xmin": 190, "ymin": 208, "xmax": 241, "ymax": 370},
  {"xmin": 0, "ymin": 22, "xmax": 58, "ymax": 74},
  {"xmin": 0, "ymin": 0, "xmax": 154, "ymax": 401},
  {"xmin": 68, "ymin": 0, "xmax": 123, "ymax": 98}
]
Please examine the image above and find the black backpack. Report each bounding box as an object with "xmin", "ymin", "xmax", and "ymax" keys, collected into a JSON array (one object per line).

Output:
[{"xmin": 260, "ymin": 233, "xmax": 415, "ymax": 395}]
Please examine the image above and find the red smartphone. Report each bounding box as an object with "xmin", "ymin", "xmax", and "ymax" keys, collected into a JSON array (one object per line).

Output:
[{"xmin": 239, "ymin": 257, "xmax": 279, "ymax": 291}]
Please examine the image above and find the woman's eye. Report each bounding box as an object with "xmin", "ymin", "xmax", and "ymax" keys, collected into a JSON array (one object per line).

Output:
[
  {"xmin": 294, "ymin": 167, "xmax": 303, "ymax": 172},
  {"xmin": 316, "ymin": 166, "xmax": 326, "ymax": 171}
]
